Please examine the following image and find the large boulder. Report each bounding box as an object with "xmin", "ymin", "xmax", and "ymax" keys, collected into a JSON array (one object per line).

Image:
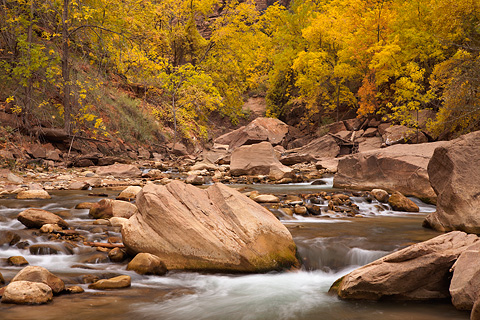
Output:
[
  {"xmin": 11, "ymin": 266, "xmax": 65, "ymax": 294},
  {"xmin": 423, "ymin": 131, "xmax": 480, "ymax": 233},
  {"xmin": 382, "ymin": 125, "xmax": 428, "ymax": 146},
  {"xmin": 122, "ymin": 181, "xmax": 298, "ymax": 272},
  {"xmin": 214, "ymin": 117, "xmax": 289, "ymax": 150},
  {"xmin": 1, "ymin": 281, "xmax": 53, "ymax": 305},
  {"xmin": 17, "ymin": 209, "xmax": 69, "ymax": 229},
  {"xmin": 230, "ymin": 142, "xmax": 293, "ymax": 180},
  {"xmin": 89, "ymin": 199, "xmax": 138, "ymax": 219},
  {"xmin": 290, "ymin": 134, "xmax": 340, "ymax": 159},
  {"xmin": 330, "ymin": 231, "xmax": 480, "ymax": 300},
  {"xmin": 95, "ymin": 163, "xmax": 142, "ymax": 178},
  {"xmin": 333, "ymin": 141, "xmax": 447, "ymax": 203},
  {"xmin": 449, "ymin": 243, "xmax": 480, "ymax": 310}
]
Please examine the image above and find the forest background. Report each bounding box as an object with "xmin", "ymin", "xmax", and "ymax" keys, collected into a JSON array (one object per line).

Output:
[{"xmin": 0, "ymin": 0, "xmax": 479, "ymax": 148}]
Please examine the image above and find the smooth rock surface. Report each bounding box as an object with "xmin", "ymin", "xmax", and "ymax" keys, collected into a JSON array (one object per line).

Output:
[
  {"xmin": 331, "ymin": 231, "xmax": 479, "ymax": 300},
  {"xmin": 11, "ymin": 266, "xmax": 65, "ymax": 294},
  {"xmin": 290, "ymin": 135, "xmax": 340, "ymax": 159},
  {"xmin": 16, "ymin": 189, "xmax": 51, "ymax": 200},
  {"xmin": 127, "ymin": 253, "xmax": 167, "ymax": 275},
  {"xmin": 450, "ymin": 243, "xmax": 480, "ymax": 310},
  {"xmin": 424, "ymin": 131, "xmax": 480, "ymax": 233},
  {"xmin": 122, "ymin": 181, "xmax": 298, "ymax": 272},
  {"xmin": 96, "ymin": 164, "xmax": 142, "ymax": 178},
  {"xmin": 116, "ymin": 186, "xmax": 142, "ymax": 201},
  {"xmin": 1, "ymin": 281, "xmax": 53, "ymax": 305},
  {"xmin": 89, "ymin": 199, "xmax": 138, "ymax": 219},
  {"xmin": 388, "ymin": 192, "xmax": 419, "ymax": 212},
  {"xmin": 230, "ymin": 142, "xmax": 293, "ymax": 180},
  {"xmin": 17, "ymin": 209, "xmax": 69, "ymax": 229},
  {"xmin": 334, "ymin": 142, "xmax": 447, "ymax": 202},
  {"xmin": 88, "ymin": 275, "xmax": 131, "ymax": 290}
]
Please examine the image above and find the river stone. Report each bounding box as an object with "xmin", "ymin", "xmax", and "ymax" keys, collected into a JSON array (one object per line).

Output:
[
  {"xmin": 89, "ymin": 199, "xmax": 138, "ymax": 219},
  {"xmin": 230, "ymin": 142, "xmax": 293, "ymax": 181},
  {"xmin": 214, "ymin": 117, "xmax": 289, "ymax": 150},
  {"xmin": 12, "ymin": 266, "xmax": 65, "ymax": 294},
  {"xmin": 423, "ymin": 131, "xmax": 480, "ymax": 233},
  {"xmin": 7, "ymin": 256, "xmax": 29, "ymax": 266},
  {"xmin": 388, "ymin": 192, "xmax": 419, "ymax": 212},
  {"xmin": 330, "ymin": 231, "xmax": 480, "ymax": 300},
  {"xmin": 39, "ymin": 224, "xmax": 62, "ymax": 233},
  {"xmin": 252, "ymin": 194, "xmax": 280, "ymax": 203},
  {"xmin": 122, "ymin": 181, "xmax": 298, "ymax": 272},
  {"xmin": 0, "ymin": 271, "xmax": 4, "ymax": 284},
  {"xmin": 371, "ymin": 189, "xmax": 389, "ymax": 203},
  {"xmin": 65, "ymin": 286, "xmax": 84, "ymax": 294},
  {"xmin": 116, "ymin": 186, "xmax": 142, "ymax": 201},
  {"xmin": 127, "ymin": 253, "xmax": 167, "ymax": 275},
  {"xmin": 88, "ymin": 275, "xmax": 131, "ymax": 290},
  {"xmin": 16, "ymin": 189, "xmax": 51, "ymax": 200},
  {"xmin": 109, "ymin": 217, "xmax": 129, "ymax": 228},
  {"xmin": 75, "ymin": 202, "xmax": 96, "ymax": 209},
  {"xmin": 2, "ymin": 281, "xmax": 53, "ymax": 304},
  {"xmin": 108, "ymin": 248, "xmax": 126, "ymax": 262},
  {"xmin": 333, "ymin": 141, "xmax": 447, "ymax": 203},
  {"xmin": 95, "ymin": 164, "xmax": 142, "ymax": 178},
  {"xmin": 185, "ymin": 175, "xmax": 205, "ymax": 185},
  {"xmin": 17, "ymin": 209, "xmax": 69, "ymax": 229},
  {"xmin": 449, "ymin": 243, "xmax": 480, "ymax": 310}
]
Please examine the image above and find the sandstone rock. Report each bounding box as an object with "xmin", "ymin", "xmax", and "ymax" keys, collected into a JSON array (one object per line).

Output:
[
  {"xmin": 185, "ymin": 175, "xmax": 205, "ymax": 185},
  {"xmin": 0, "ymin": 271, "xmax": 4, "ymax": 284},
  {"xmin": 127, "ymin": 253, "xmax": 168, "ymax": 275},
  {"xmin": 96, "ymin": 164, "xmax": 142, "ymax": 178},
  {"xmin": 230, "ymin": 142, "xmax": 293, "ymax": 180},
  {"xmin": 168, "ymin": 142, "xmax": 188, "ymax": 156},
  {"xmin": 75, "ymin": 202, "xmax": 96, "ymax": 209},
  {"xmin": 137, "ymin": 147, "xmax": 150, "ymax": 159},
  {"xmin": 191, "ymin": 162, "xmax": 217, "ymax": 171},
  {"xmin": 89, "ymin": 199, "xmax": 138, "ymax": 219},
  {"xmin": 370, "ymin": 189, "xmax": 389, "ymax": 203},
  {"xmin": 65, "ymin": 286, "xmax": 84, "ymax": 294},
  {"xmin": 214, "ymin": 117, "xmax": 289, "ymax": 150},
  {"xmin": 39, "ymin": 224, "xmax": 62, "ymax": 233},
  {"xmin": 279, "ymin": 153, "xmax": 315, "ymax": 165},
  {"xmin": 7, "ymin": 256, "xmax": 29, "ymax": 266},
  {"xmin": 122, "ymin": 181, "xmax": 298, "ymax": 272},
  {"xmin": 363, "ymin": 127, "xmax": 378, "ymax": 138},
  {"xmin": 108, "ymin": 248, "xmax": 126, "ymax": 262},
  {"xmin": 7, "ymin": 172, "xmax": 23, "ymax": 184},
  {"xmin": 116, "ymin": 186, "xmax": 142, "ymax": 201},
  {"xmin": 17, "ymin": 209, "xmax": 69, "ymax": 229},
  {"xmin": 88, "ymin": 275, "xmax": 131, "ymax": 290},
  {"xmin": 68, "ymin": 180, "xmax": 89, "ymax": 190},
  {"xmin": 331, "ymin": 231, "xmax": 480, "ymax": 300},
  {"xmin": 1, "ymin": 281, "xmax": 52, "ymax": 304},
  {"xmin": 472, "ymin": 297, "xmax": 480, "ymax": 320},
  {"xmin": 143, "ymin": 169, "xmax": 167, "ymax": 180},
  {"xmin": 315, "ymin": 158, "xmax": 339, "ymax": 173},
  {"xmin": 0, "ymin": 231, "xmax": 20, "ymax": 246},
  {"xmin": 358, "ymin": 136, "xmax": 383, "ymax": 153},
  {"xmin": 109, "ymin": 217, "xmax": 129, "ymax": 228},
  {"xmin": 252, "ymin": 194, "xmax": 280, "ymax": 203},
  {"xmin": 450, "ymin": 243, "xmax": 480, "ymax": 310},
  {"xmin": 326, "ymin": 121, "xmax": 347, "ymax": 134},
  {"xmin": 294, "ymin": 206, "xmax": 308, "ymax": 215},
  {"xmin": 11, "ymin": 266, "xmax": 65, "ymax": 294},
  {"xmin": 16, "ymin": 189, "xmax": 51, "ymax": 200},
  {"xmin": 344, "ymin": 118, "xmax": 366, "ymax": 131},
  {"xmin": 333, "ymin": 142, "xmax": 447, "ymax": 203},
  {"xmin": 424, "ymin": 131, "xmax": 480, "ymax": 233},
  {"xmin": 382, "ymin": 125, "xmax": 428, "ymax": 146},
  {"xmin": 26, "ymin": 144, "xmax": 47, "ymax": 159},
  {"xmin": 290, "ymin": 135, "xmax": 340, "ymax": 159},
  {"xmin": 388, "ymin": 192, "xmax": 419, "ymax": 212}
]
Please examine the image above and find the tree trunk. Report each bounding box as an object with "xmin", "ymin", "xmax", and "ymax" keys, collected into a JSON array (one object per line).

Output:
[
  {"xmin": 172, "ymin": 93, "xmax": 177, "ymax": 149},
  {"xmin": 23, "ymin": 0, "xmax": 34, "ymax": 130},
  {"xmin": 62, "ymin": 0, "xmax": 72, "ymax": 134}
]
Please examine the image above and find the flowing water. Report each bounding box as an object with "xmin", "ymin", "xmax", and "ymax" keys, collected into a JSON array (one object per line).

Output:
[{"xmin": 0, "ymin": 181, "xmax": 470, "ymax": 320}]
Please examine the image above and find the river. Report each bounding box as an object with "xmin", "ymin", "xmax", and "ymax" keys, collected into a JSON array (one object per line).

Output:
[{"xmin": 0, "ymin": 179, "xmax": 470, "ymax": 320}]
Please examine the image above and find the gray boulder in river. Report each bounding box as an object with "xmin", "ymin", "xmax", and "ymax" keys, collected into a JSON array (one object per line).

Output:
[
  {"xmin": 423, "ymin": 131, "xmax": 480, "ymax": 233},
  {"xmin": 122, "ymin": 181, "xmax": 299, "ymax": 272}
]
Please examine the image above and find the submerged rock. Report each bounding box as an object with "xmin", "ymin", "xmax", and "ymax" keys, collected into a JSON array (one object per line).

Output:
[
  {"xmin": 330, "ymin": 231, "xmax": 480, "ymax": 300},
  {"xmin": 88, "ymin": 275, "xmax": 131, "ymax": 290},
  {"xmin": 122, "ymin": 181, "xmax": 298, "ymax": 272},
  {"xmin": 7, "ymin": 256, "xmax": 29, "ymax": 266},
  {"xmin": 424, "ymin": 131, "xmax": 480, "ymax": 233},
  {"xmin": 2, "ymin": 281, "xmax": 53, "ymax": 305}
]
